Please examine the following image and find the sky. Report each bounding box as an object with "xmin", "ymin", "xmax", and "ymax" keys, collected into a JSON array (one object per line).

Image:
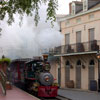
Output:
[{"xmin": 57, "ymin": 0, "xmax": 81, "ymax": 14}]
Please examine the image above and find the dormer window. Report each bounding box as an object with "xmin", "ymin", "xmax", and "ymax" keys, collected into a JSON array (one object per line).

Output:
[
  {"xmin": 71, "ymin": 2, "xmax": 75, "ymax": 15},
  {"xmin": 83, "ymin": 0, "xmax": 88, "ymax": 11}
]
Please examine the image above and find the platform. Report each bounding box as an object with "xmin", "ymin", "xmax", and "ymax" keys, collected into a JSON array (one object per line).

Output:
[{"xmin": 0, "ymin": 86, "xmax": 40, "ymax": 100}]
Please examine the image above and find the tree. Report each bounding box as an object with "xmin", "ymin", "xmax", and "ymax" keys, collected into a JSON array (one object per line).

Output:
[{"xmin": 0, "ymin": 0, "xmax": 58, "ymax": 26}]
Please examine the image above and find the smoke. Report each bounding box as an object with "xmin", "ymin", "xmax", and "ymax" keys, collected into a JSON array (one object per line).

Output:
[{"xmin": 0, "ymin": 5, "xmax": 63, "ymax": 59}]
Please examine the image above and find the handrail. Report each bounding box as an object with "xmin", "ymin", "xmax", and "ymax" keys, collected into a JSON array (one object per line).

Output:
[
  {"xmin": 0, "ymin": 70, "xmax": 6, "ymax": 95},
  {"xmin": 49, "ymin": 40, "xmax": 100, "ymax": 55}
]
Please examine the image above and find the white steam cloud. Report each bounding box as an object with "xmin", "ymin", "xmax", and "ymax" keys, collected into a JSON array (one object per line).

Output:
[{"xmin": 0, "ymin": 5, "xmax": 63, "ymax": 59}]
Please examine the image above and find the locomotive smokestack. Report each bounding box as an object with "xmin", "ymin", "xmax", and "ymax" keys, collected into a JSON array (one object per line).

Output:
[{"xmin": 42, "ymin": 54, "xmax": 48, "ymax": 62}]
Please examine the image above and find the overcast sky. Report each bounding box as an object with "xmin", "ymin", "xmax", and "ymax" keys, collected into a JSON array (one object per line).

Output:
[{"xmin": 57, "ymin": 0, "xmax": 81, "ymax": 14}]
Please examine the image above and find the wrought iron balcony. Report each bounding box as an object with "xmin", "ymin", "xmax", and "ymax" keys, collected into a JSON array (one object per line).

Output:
[{"xmin": 49, "ymin": 40, "xmax": 100, "ymax": 55}]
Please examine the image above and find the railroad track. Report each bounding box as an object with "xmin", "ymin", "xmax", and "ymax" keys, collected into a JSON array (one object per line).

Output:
[{"xmin": 40, "ymin": 95, "xmax": 71, "ymax": 100}]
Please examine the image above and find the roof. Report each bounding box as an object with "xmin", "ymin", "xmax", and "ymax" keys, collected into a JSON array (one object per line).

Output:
[
  {"xmin": 57, "ymin": 0, "xmax": 100, "ymax": 22},
  {"xmin": 11, "ymin": 58, "xmax": 33, "ymax": 63},
  {"xmin": 88, "ymin": 0, "xmax": 100, "ymax": 9},
  {"xmin": 89, "ymin": 1, "xmax": 100, "ymax": 9}
]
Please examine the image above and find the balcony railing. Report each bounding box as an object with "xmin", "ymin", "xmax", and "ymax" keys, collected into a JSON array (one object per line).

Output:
[{"xmin": 49, "ymin": 40, "xmax": 100, "ymax": 55}]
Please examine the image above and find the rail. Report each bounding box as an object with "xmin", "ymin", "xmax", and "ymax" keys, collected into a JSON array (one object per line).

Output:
[{"xmin": 0, "ymin": 70, "xmax": 6, "ymax": 95}]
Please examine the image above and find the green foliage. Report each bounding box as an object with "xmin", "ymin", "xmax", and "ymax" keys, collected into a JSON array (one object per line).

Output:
[
  {"xmin": 0, "ymin": 58, "xmax": 11, "ymax": 65},
  {"xmin": 0, "ymin": 59, "xmax": 2, "ymax": 64},
  {"xmin": 0, "ymin": 0, "xmax": 58, "ymax": 26}
]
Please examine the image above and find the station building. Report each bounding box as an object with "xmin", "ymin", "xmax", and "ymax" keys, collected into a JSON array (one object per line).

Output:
[{"xmin": 50, "ymin": 0, "xmax": 100, "ymax": 91}]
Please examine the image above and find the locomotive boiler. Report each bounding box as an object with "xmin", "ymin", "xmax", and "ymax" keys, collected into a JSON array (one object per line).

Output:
[{"xmin": 24, "ymin": 58, "xmax": 58, "ymax": 97}]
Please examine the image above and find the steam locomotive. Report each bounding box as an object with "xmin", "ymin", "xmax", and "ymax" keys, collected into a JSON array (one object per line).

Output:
[{"xmin": 10, "ymin": 55, "xmax": 58, "ymax": 97}]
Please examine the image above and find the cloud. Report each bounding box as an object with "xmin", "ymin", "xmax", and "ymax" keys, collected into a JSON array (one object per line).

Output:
[{"xmin": 0, "ymin": 5, "xmax": 63, "ymax": 59}]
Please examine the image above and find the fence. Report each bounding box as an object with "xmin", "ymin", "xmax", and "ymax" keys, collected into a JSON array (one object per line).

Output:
[{"xmin": 49, "ymin": 40, "xmax": 100, "ymax": 55}]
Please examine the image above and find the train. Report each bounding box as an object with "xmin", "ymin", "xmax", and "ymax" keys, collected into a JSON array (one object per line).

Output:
[{"xmin": 10, "ymin": 55, "xmax": 58, "ymax": 97}]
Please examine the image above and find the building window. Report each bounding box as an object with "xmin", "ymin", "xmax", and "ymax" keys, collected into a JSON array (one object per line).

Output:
[
  {"xmin": 65, "ymin": 33, "xmax": 70, "ymax": 45},
  {"xmin": 89, "ymin": 28, "xmax": 95, "ymax": 41},
  {"xmin": 66, "ymin": 61, "xmax": 70, "ymax": 66},
  {"xmin": 65, "ymin": 60, "xmax": 70, "ymax": 81},
  {"xmin": 76, "ymin": 18, "xmax": 81, "ymax": 23},
  {"xmin": 76, "ymin": 31, "xmax": 81, "ymax": 43},
  {"xmin": 65, "ymin": 20, "xmax": 70, "ymax": 26},
  {"xmin": 89, "ymin": 59, "xmax": 95, "ymax": 65},
  {"xmin": 89, "ymin": 14, "xmax": 94, "ymax": 19},
  {"xmin": 77, "ymin": 60, "xmax": 81, "ymax": 65}
]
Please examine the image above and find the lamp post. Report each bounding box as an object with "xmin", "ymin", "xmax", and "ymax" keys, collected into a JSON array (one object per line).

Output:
[{"xmin": 97, "ymin": 50, "xmax": 100, "ymax": 92}]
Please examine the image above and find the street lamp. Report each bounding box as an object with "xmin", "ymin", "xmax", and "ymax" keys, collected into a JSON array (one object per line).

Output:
[{"xmin": 97, "ymin": 50, "xmax": 100, "ymax": 92}]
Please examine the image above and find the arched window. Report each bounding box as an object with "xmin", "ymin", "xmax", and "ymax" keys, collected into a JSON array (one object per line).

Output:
[
  {"xmin": 66, "ymin": 61, "xmax": 70, "ymax": 66},
  {"xmin": 89, "ymin": 59, "xmax": 95, "ymax": 65},
  {"xmin": 77, "ymin": 60, "xmax": 81, "ymax": 65},
  {"xmin": 65, "ymin": 61, "xmax": 70, "ymax": 82}
]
